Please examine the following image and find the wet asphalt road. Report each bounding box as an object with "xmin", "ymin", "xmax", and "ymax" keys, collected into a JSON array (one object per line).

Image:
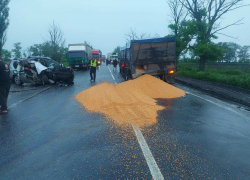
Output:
[{"xmin": 0, "ymin": 64, "xmax": 250, "ymax": 180}]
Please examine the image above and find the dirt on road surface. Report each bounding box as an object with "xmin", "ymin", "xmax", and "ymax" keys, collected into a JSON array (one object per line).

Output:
[{"xmin": 76, "ymin": 74, "xmax": 185, "ymax": 127}]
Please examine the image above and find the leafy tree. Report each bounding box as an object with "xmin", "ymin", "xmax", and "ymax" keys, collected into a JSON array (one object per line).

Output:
[
  {"xmin": 238, "ymin": 46, "xmax": 250, "ymax": 63},
  {"xmin": 168, "ymin": 19, "xmax": 197, "ymax": 59},
  {"xmin": 12, "ymin": 42, "xmax": 22, "ymax": 58},
  {"xmin": 48, "ymin": 21, "xmax": 66, "ymax": 62},
  {"xmin": 22, "ymin": 50, "xmax": 27, "ymax": 58},
  {"xmin": 113, "ymin": 46, "xmax": 121, "ymax": 58},
  {"xmin": 29, "ymin": 44, "xmax": 43, "ymax": 56},
  {"xmin": 218, "ymin": 42, "xmax": 240, "ymax": 62},
  {"xmin": 179, "ymin": 0, "xmax": 248, "ymax": 71},
  {"xmin": 0, "ymin": 0, "xmax": 10, "ymax": 57},
  {"xmin": 1, "ymin": 48, "xmax": 11, "ymax": 61},
  {"xmin": 167, "ymin": 0, "xmax": 198, "ymax": 59}
]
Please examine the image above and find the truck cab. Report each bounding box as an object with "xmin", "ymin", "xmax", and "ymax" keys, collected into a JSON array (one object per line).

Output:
[
  {"xmin": 92, "ymin": 50, "xmax": 102, "ymax": 65},
  {"xmin": 68, "ymin": 44, "xmax": 92, "ymax": 70}
]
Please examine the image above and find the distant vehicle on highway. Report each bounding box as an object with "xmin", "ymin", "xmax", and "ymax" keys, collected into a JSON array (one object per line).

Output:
[
  {"xmin": 101, "ymin": 55, "xmax": 106, "ymax": 62},
  {"xmin": 110, "ymin": 53, "xmax": 118, "ymax": 64},
  {"xmin": 92, "ymin": 50, "xmax": 102, "ymax": 65},
  {"xmin": 120, "ymin": 36, "xmax": 176, "ymax": 83},
  {"xmin": 14, "ymin": 57, "xmax": 74, "ymax": 86},
  {"xmin": 68, "ymin": 43, "xmax": 92, "ymax": 70}
]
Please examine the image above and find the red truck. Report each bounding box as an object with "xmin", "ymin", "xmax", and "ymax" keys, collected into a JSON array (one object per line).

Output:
[{"xmin": 92, "ymin": 50, "xmax": 102, "ymax": 65}]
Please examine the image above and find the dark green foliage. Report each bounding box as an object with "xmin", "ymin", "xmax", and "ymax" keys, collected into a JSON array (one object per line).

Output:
[
  {"xmin": 218, "ymin": 42, "xmax": 240, "ymax": 62},
  {"xmin": 168, "ymin": 20, "xmax": 197, "ymax": 59},
  {"xmin": 178, "ymin": 64, "xmax": 250, "ymax": 89},
  {"xmin": 27, "ymin": 42, "xmax": 67, "ymax": 63},
  {"xmin": 0, "ymin": 0, "xmax": 10, "ymax": 57},
  {"xmin": 12, "ymin": 42, "xmax": 22, "ymax": 58},
  {"xmin": 238, "ymin": 46, "xmax": 250, "ymax": 63},
  {"xmin": 194, "ymin": 41, "xmax": 223, "ymax": 62},
  {"xmin": 113, "ymin": 46, "xmax": 121, "ymax": 58},
  {"xmin": 1, "ymin": 48, "xmax": 11, "ymax": 61}
]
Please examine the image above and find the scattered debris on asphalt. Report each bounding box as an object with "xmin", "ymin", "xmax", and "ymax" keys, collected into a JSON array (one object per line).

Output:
[{"xmin": 76, "ymin": 74, "xmax": 185, "ymax": 127}]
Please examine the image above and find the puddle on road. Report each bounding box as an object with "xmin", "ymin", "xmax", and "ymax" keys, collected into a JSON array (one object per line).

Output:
[{"xmin": 76, "ymin": 74, "xmax": 185, "ymax": 127}]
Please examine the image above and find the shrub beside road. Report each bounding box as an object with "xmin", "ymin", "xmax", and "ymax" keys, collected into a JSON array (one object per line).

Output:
[{"xmin": 177, "ymin": 64, "xmax": 250, "ymax": 90}]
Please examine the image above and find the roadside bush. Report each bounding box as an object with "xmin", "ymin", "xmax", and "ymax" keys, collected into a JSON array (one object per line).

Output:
[{"xmin": 177, "ymin": 64, "xmax": 250, "ymax": 90}]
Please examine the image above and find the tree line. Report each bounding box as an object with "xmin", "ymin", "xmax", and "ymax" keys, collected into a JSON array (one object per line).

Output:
[
  {"xmin": 167, "ymin": 0, "xmax": 249, "ymax": 70},
  {"xmin": 0, "ymin": 1, "xmax": 67, "ymax": 63},
  {"xmin": 1, "ymin": 21, "xmax": 67, "ymax": 63}
]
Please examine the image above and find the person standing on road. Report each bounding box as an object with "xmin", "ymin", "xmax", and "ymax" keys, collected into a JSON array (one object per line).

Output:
[
  {"xmin": 113, "ymin": 59, "xmax": 118, "ymax": 72},
  {"xmin": 90, "ymin": 58, "xmax": 97, "ymax": 81},
  {"xmin": 0, "ymin": 57, "xmax": 11, "ymax": 114}
]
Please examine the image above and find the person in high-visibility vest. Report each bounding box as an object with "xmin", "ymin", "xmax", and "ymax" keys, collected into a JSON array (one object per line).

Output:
[{"xmin": 90, "ymin": 58, "xmax": 97, "ymax": 81}]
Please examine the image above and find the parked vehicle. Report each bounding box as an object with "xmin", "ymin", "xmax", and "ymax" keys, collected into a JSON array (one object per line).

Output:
[
  {"xmin": 120, "ymin": 36, "xmax": 176, "ymax": 83},
  {"xmin": 14, "ymin": 57, "xmax": 74, "ymax": 85},
  {"xmin": 92, "ymin": 50, "xmax": 102, "ymax": 65},
  {"xmin": 68, "ymin": 43, "xmax": 92, "ymax": 70},
  {"xmin": 101, "ymin": 55, "xmax": 106, "ymax": 62},
  {"xmin": 110, "ymin": 53, "xmax": 118, "ymax": 63},
  {"xmin": 9, "ymin": 58, "xmax": 24, "ymax": 83}
]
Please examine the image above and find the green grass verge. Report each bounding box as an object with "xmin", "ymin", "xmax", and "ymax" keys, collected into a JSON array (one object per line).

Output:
[{"xmin": 177, "ymin": 64, "xmax": 250, "ymax": 90}]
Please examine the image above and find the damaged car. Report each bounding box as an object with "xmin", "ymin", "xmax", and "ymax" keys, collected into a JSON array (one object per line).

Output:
[{"xmin": 14, "ymin": 57, "xmax": 74, "ymax": 85}]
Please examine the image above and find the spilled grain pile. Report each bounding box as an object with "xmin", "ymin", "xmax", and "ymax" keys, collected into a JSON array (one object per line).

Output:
[{"xmin": 76, "ymin": 74, "xmax": 185, "ymax": 127}]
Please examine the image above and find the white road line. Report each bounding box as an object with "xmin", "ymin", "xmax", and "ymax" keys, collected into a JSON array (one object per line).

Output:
[
  {"xmin": 8, "ymin": 86, "xmax": 51, "ymax": 109},
  {"xmin": 108, "ymin": 66, "xmax": 117, "ymax": 84},
  {"xmin": 108, "ymin": 68, "xmax": 164, "ymax": 180},
  {"xmin": 187, "ymin": 91, "xmax": 249, "ymax": 119},
  {"xmin": 132, "ymin": 124, "xmax": 165, "ymax": 180}
]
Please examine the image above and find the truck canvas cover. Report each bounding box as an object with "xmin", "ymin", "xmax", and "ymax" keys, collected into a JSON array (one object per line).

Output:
[
  {"xmin": 130, "ymin": 36, "xmax": 176, "ymax": 64},
  {"xmin": 68, "ymin": 45, "xmax": 86, "ymax": 52},
  {"xmin": 120, "ymin": 36, "xmax": 176, "ymax": 79}
]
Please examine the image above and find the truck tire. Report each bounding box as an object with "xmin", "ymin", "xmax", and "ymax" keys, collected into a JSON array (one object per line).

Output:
[
  {"xmin": 125, "ymin": 71, "xmax": 132, "ymax": 81},
  {"xmin": 42, "ymin": 74, "xmax": 49, "ymax": 86},
  {"xmin": 166, "ymin": 76, "xmax": 175, "ymax": 84}
]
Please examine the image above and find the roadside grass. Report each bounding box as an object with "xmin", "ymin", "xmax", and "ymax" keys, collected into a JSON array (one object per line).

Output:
[{"xmin": 177, "ymin": 64, "xmax": 250, "ymax": 90}]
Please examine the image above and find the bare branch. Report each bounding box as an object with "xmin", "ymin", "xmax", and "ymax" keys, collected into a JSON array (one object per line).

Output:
[
  {"xmin": 211, "ymin": 18, "xmax": 244, "ymax": 36},
  {"xmin": 216, "ymin": 32, "xmax": 239, "ymax": 40}
]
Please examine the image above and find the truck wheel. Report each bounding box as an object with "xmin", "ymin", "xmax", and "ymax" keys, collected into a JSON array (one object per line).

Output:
[
  {"xmin": 125, "ymin": 72, "xmax": 132, "ymax": 81},
  {"xmin": 159, "ymin": 75, "xmax": 164, "ymax": 81},
  {"xmin": 166, "ymin": 76, "xmax": 175, "ymax": 84},
  {"xmin": 42, "ymin": 74, "xmax": 49, "ymax": 86},
  {"xmin": 14, "ymin": 75, "xmax": 23, "ymax": 85}
]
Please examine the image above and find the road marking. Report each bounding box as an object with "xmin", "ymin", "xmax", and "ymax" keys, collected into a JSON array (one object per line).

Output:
[
  {"xmin": 108, "ymin": 66, "xmax": 117, "ymax": 84},
  {"xmin": 108, "ymin": 67, "xmax": 164, "ymax": 180},
  {"xmin": 132, "ymin": 124, "xmax": 165, "ymax": 180},
  {"xmin": 8, "ymin": 86, "xmax": 51, "ymax": 109},
  {"xmin": 187, "ymin": 91, "xmax": 249, "ymax": 119}
]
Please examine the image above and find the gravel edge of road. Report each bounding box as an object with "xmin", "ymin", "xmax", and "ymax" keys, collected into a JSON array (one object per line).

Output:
[{"xmin": 175, "ymin": 75, "xmax": 250, "ymax": 108}]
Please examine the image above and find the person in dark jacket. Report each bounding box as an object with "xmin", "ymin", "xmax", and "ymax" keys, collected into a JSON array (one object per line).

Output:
[
  {"xmin": 113, "ymin": 59, "xmax": 118, "ymax": 72},
  {"xmin": 0, "ymin": 57, "xmax": 11, "ymax": 114}
]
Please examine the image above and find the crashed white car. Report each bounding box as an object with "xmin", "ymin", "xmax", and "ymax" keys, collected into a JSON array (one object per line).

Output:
[{"xmin": 14, "ymin": 57, "xmax": 74, "ymax": 85}]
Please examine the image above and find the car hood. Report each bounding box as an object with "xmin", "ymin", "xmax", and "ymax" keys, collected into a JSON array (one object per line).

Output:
[{"xmin": 35, "ymin": 62, "xmax": 47, "ymax": 74}]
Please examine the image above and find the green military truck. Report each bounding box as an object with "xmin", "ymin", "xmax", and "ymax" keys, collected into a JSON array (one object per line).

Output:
[{"xmin": 68, "ymin": 44, "xmax": 92, "ymax": 70}]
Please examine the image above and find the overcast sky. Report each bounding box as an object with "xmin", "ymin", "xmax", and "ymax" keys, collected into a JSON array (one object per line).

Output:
[{"xmin": 4, "ymin": 0, "xmax": 250, "ymax": 56}]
